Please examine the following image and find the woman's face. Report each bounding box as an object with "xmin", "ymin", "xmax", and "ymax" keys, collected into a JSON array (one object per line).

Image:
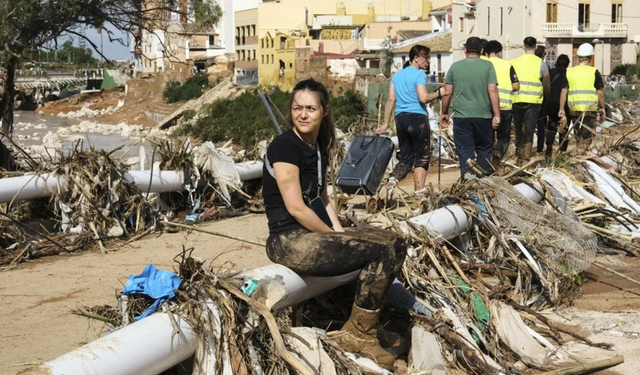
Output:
[
  {"xmin": 291, "ymin": 89, "xmax": 325, "ymax": 138},
  {"xmin": 416, "ymin": 53, "xmax": 430, "ymax": 70}
]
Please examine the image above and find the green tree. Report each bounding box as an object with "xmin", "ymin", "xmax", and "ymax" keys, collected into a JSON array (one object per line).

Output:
[{"xmin": 0, "ymin": 0, "xmax": 222, "ymax": 137}]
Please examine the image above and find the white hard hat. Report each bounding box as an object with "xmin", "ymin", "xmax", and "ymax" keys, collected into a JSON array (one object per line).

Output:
[{"xmin": 577, "ymin": 43, "xmax": 594, "ymax": 57}]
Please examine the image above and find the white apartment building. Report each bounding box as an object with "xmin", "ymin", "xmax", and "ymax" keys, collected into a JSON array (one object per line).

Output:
[
  {"xmin": 452, "ymin": 0, "xmax": 640, "ymax": 74},
  {"xmin": 131, "ymin": 0, "xmax": 237, "ymax": 74}
]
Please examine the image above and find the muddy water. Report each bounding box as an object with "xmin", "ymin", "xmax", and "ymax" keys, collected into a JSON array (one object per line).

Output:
[{"xmin": 13, "ymin": 111, "xmax": 148, "ymax": 160}]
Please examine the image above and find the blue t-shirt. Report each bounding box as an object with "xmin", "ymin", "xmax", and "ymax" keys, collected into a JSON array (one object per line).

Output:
[{"xmin": 391, "ymin": 66, "xmax": 428, "ymax": 115}]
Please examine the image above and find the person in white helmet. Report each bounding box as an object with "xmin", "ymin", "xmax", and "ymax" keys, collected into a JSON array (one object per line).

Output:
[{"xmin": 558, "ymin": 43, "xmax": 605, "ymax": 153}]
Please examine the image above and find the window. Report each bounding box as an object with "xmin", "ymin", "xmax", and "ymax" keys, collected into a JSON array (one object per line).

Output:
[
  {"xmin": 578, "ymin": 3, "xmax": 590, "ymax": 30},
  {"xmin": 500, "ymin": 7, "xmax": 503, "ymax": 35},
  {"xmin": 487, "ymin": 7, "xmax": 490, "ymax": 35},
  {"xmin": 612, "ymin": 3, "xmax": 622, "ymax": 23},
  {"xmin": 253, "ymin": 50, "xmax": 256, "ymax": 60},
  {"xmin": 261, "ymin": 39, "xmax": 264, "ymax": 48},
  {"xmin": 459, "ymin": 17, "xmax": 464, "ymax": 32},
  {"xmin": 261, "ymin": 55, "xmax": 264, "ymax": 64},
  {"xmin": 546, "ymin": 2, "xmax": 558, "ymax": 23},
  {"xmin": 209, "ymin": 35, "xmax": 215, "ymax": 46}
]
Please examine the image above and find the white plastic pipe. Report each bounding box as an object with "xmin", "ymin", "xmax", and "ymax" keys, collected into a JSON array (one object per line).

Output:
[
  {"xmin": 0, "ymin": 162, "xmax": 264, "ymax": 204},
  {"xmin": 243, "ymin": 264, "xmax": 362, "ymax": 310},
  {"xmin": 0, "ymin": 171, "xmax": 183, "ymax": 204},
  {"xmin": 409, "ymin": 205, "xmax": 471, "ymax": 240},
  {"xmin": 19, "ymin": 313, "xmax": 197, "ymax": 375},
  {"xmin": 235, "ymin": 161, "xmax": 264, "ymax": 181},
  {"xmin": 514, "ymin": 181, "xmax": 544, "ymax": 204},
  {"xmin": 0, "ymin": 173, "xmax": 68, "ymax": 203},
  {"xmin": 407, "ymin": 182, "xmax": 543, "ymax": 239}
]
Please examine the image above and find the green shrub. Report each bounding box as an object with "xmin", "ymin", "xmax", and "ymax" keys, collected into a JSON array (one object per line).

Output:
[
  {"xmin": 611, "ymin": 58, "xmax": 640, "ymax": 82},
  {"xmin": 611, "ymin": 63, "xmax": 634, "ymax": 76},
  {"xmin": 330, "ymin": 91, "xmax": 367, "ymax": 132},
  {"xmin": 177, "ymin": 87, "xmax": 367, "ymax": 149},
  {"xmin": 163, "ymin": 73, "xmax": 211, "ymax": 103}
]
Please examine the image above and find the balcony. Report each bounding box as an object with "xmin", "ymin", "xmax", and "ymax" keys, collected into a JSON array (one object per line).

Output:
[{"xmin": 542, "ymin": 23, "xmax": 628, "ymax": 39}]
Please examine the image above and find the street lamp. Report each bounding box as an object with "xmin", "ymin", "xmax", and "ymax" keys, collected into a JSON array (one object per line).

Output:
[{"xmin": 592, "ymin": 38, "xmax": 605, "ymax": 75}]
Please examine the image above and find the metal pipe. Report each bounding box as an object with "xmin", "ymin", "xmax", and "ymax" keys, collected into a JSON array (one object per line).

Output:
[{"xmin": 259, "ymin": 92, "xmax": 282, "ymax": 135}]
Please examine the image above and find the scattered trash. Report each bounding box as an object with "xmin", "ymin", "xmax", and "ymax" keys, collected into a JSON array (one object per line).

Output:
[{"xmin": 122, "ymin": 264, "xmax": 181, "ymax": 321}]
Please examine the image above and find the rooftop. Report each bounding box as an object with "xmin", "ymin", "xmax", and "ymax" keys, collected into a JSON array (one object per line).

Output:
[
  {"xmin": 392, "ymin": 30, "xmax": 452, "ymax": 53},
  {"xmin": 397, "ymin": 30, "xmax": 431, "ymax": 41}
]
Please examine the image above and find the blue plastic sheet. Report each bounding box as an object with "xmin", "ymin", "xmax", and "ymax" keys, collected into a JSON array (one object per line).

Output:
[{"xmin": 122, "ymin": 264, "xmax": 181, "ymax": 321}]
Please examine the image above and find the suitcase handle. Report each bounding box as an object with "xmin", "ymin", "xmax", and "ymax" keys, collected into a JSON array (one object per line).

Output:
[
  {"xmin": 360, "ymin": 137, "xmax": 376, "ymax": 149},
  {"xmin": 336, "ymin": 177, "xmax": 363, "ymax": 184}
]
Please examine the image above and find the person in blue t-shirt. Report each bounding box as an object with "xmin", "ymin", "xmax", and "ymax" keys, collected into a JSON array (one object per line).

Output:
[
  {"xmin": 430, "ymin": 71, "xmax": 437, "ymax": 83},
  {"xmin": 377, "ymin": 45, "xmax": 447, "ymax": 194}
]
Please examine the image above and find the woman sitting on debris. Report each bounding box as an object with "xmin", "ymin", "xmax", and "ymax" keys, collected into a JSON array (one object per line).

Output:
[{"xmin": 263, "ymin": 78, "xmax": 407, "ymax": 369}]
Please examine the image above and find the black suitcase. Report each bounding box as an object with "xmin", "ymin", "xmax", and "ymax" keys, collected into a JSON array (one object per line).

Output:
[{"xmin": 336, "ymin": 136, "xmax": 395, "ymax": 195}]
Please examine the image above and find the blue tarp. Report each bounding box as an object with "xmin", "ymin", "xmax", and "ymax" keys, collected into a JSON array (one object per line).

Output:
[{"xmin": 122, "ymin": 264, "xmax": 181, "ymax": 321}]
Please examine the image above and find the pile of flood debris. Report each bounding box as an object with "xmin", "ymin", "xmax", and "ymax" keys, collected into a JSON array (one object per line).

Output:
[
  {"xmin": 0, "ymin": 138, "xmax": 258, "ymax": 267},
  {"xmin": 58, "ymin": 144, "xmax": 640, "ymax": 374},
  {"xmin": 8, "ymin": 100, "xmax": 640, "ymax": 374}
]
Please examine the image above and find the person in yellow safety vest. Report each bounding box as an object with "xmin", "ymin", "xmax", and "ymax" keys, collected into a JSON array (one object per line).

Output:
[
  {"xmin": 485, "ymin": 40, "xmax": 520, "ymax": 173},
  {"xmin": 558, "ymin": 43, "xmax": 606, "ymax": 153},
  {"xmin": 510, "ymin": 37, "xmax": 551, "ymax": 164}
]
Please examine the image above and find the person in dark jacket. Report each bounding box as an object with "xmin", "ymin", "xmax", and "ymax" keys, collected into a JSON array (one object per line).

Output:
[{"xmin": 541, "ymin": 54, "xmax": 571, "ymax": 156}]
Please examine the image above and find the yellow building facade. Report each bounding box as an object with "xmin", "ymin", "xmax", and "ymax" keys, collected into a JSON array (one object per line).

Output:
[{"xmin": 259, "ymin": 32, "xmax": 301, "ymax": 91}]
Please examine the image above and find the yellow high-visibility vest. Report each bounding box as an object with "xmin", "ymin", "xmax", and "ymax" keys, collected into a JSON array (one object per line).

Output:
[
  {"xmin": 488, "ymin": 57, "xmax": 514, "ymax": 110},
  {"xmin": 511, "ymin": 54, "xmax": 543, "ymax": 104},
  {"xmin": 566, "ymin": 65, "xmax": 599, "ymax": 113}
]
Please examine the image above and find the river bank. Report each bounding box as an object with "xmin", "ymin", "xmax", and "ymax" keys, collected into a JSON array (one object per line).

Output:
[{"xmin": 12, "ymin": 111, "xmax": 173, "ymax": 163}]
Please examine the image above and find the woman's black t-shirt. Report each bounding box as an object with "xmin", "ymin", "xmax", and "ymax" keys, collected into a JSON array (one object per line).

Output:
[{"xmin": 263, "ymin": 129, "xmax": 328, "ymax": 234}]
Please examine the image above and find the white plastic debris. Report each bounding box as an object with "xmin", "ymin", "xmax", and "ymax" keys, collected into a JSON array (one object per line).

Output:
[
  {"xmin": 409, "ymin": 326, "xmax": 446, "ymax": 375},
  {"xmin": 284, "ymin": 328, "xmax": 337, "ymax": 375},
  {"xmin": 490, "ymin": 301, "xmax": 551, "ymax": 367}
]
